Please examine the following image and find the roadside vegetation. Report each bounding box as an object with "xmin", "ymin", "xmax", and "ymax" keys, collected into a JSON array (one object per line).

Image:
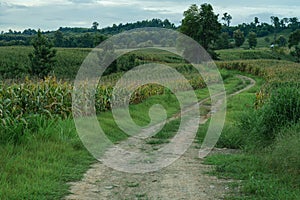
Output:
[
  {"xmin": 1, "ymin": 46, "xmax": 299, "ymax": 199},
  {"xmin": 0, "ymin": 65, "xmax": 241, "ymax": 199},
  {"xmin": 1, "ymin": 2, "xmax": 300, "ymax": 199},
  {"xmin": 204, "ymin": 50, "xmax": 300, "ymax": 199}
]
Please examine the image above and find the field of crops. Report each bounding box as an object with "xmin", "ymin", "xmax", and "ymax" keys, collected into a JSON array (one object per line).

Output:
[
  {"xmin": 1, "ymin": 45, "xmax": 300, "ymax": 199},
  {"xmin": 216, "ymin": 48, "xmax": 294, "ymax": 61},
  {"xmin": 1, "ymin": 47, "xmax": 299, "ymax": 121},
  {"xmin": 0, "ymin": 46, "xmax": 90, "ymax": 80},
  {"xmin": 0, "ymin": 70, "xmax": 208, "ymax": 144},
  {"xmin": 216, "ymin": 59, "xmax": 300, "ymax": 81},
  {"xmin": 1, "ymin": 46, "xmax": 299, "ymax": 132}
]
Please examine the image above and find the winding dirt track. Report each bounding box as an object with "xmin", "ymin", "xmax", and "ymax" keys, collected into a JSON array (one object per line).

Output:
[{"xmin": 65, "ymin": 75, "xmax": 255, "ymax": 200}]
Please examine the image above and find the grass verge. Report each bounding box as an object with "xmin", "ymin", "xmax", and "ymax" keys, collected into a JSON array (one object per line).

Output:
[
  {"xmin": 202, "ymin": 73, "xmax": 300, "ymax": 199},
  {"xmin": 0, "ymin": 119, "xmax": 94, "ymax": 200}
]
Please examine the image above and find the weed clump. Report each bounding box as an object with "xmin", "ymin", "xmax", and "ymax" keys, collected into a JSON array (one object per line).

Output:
[{"xmin": 239, "ymin": 83, "xmax": 300, "ymax": 148}]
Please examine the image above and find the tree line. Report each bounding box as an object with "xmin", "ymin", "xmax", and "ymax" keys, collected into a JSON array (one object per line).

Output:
[
  {"xmin": 0, "ymin": 19, "xmax": 175, "ymax": 48},
  {"xmin": 4, "ymin": 3, "xmax": 300, "ymax": 79},
  {"xmin": 0, "ymin": 31, "xmax": 107, "ymax": 48},
  {"xmin": 179, "ymin": 3, "xmax": 300, "ymax": 60},
  {"xmin": 1, "ymin": 13, "xmax": 299, "ymax": 49}
]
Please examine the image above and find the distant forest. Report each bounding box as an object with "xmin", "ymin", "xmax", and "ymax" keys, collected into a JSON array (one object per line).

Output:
[
  {"xmin": 0, "ymin": 19, "xmax": 175, "ymax": 48},
  {"xmin": 0, "ymin": 15, "xmax": 299, "ymax": 49}
]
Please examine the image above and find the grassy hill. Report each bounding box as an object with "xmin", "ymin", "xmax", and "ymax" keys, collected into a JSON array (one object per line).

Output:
[{"xmin": 241, "ymin": 28, "xmax": 294, "ymax": 49}]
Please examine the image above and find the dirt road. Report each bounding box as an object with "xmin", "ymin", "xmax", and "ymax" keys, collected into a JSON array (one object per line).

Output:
[{"xmin": 65, "ymin": 75, "xmax": 255, "ymax": 200}]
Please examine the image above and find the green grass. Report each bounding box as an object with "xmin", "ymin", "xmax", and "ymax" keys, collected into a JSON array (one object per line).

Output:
[
  {"xmin": 0, "ymin": 68, "xmax": 245, "ymax": 199},
  {"xmin": 2, "ymin": 44, "xmax": 300, "ymax": 200},
  {"xmin": 0, "ymin": 78, "xmax": 204, "ymax": 199},
  {"xmin": 0, "ymin": 119, "xmax": 94, "ymax": 200},
  {"xmin": 0, "ymin": 46, "xmax": 91, "ymax": 80},
  {"xmin": 195, "ymin": 71, "xmax": 263, "ymax": 148},
  {"xmin": 204, "ymin": 152, "xmax": 300, "ymax": 200},
  {"xmin": 267, "ymin": 123, "xmax": 300, "ymax": 177},
  {"xmin": 97, "ymin": 69, "xmax": 242, "ymax": 143},
  {"xmin": 97, "ymin": 90, "xmax": 182, "ymax": 143},
  {"xmin": 201, "ymin": 71, "xmax": 300, "ymax": 199},
  {"xmin": 216, "ymin": 48, "xmax": 294, "ymax": 61},
  {"xmin": 126, "ymin": 181, "xmax": 140, "ymax": 188},
  {"xmin": 204, "ymin": 129, "xmax": 300, "ymax": 199},
  {"xmin": 140, "ymin": 72, "xmax": 250, "ymax": 145},
  {"xmin": 0, "ymin": 89, "xmax": 180, "ymax": 199}
]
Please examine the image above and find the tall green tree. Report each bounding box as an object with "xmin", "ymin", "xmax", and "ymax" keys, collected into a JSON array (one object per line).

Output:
[
  {"xmin": 180, "ymin": 3, "xmax": 221, "ymax": 58},
  {"xmin": 288, "ymin": 30, "xmax": 300, "ymax": 48},
  {"xmin": 222, "ymin": 12, "xmax": 232, "ymax": 27},
  {"xmin": 291, "ymin": 46, "xmax": 300, "ymax": 63},
  {"xmin": 280, "ymin": 18, "xmax": 289, "ymax": 28},
  {"xmin": 271, "ymin": 16, "xmax": 280, "ymax": 41},
  {"xmin": 216, "ymin": 32, "xmax": 230, "ymax": 49},
  {"xmin": 54, "ymin": 30, "xmax": 63, "ymax": 47},
  {"xmin": 288, "ymin": 30, "xmax": 300, "ymax": 62},
  {"xmin": 28, "ymin": 29, "xmax": 56, "ymax": 78},
  {"xmin": 254, "ymin": 17, "xmax": 259, "ymax": 26},
  {"xmin": 289, "ymin": 17, "xmax": 299, "ymax": 31},
  {"xmin": 248, "ymin": 32, "xmax": 257, "ymax": 48},
  {"xmin": 92, "ymin": 21, "xmax": 99, "ymax": 31},
  {"xmin": 276, "ymin": 35, "xmax": 287, "ymax": 47},
  {"xmin": 180, "ymin": 4, "xmax": 201, "ymax": 43},
  {"xmin": 233, "ymin": 29, "xmax": 245, "ymax": 47}
]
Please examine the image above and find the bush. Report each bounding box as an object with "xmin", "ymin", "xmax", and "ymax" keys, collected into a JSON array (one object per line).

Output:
[
  {"xmin": 267, "ymin": 123, "xmax": 300, "ymax": 176},
  {"xmin": 239, "ymin": 83, "xmax": 300, "ymax": 148},
  {"xmin": 217, "ymin": 124, "xmax": 244, "ymax": 149},
  {"xmin": 263, "ymin": 84, "xmax": 300, "ymax": 134}
]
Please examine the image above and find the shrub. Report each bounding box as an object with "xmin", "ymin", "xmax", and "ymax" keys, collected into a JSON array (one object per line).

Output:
[
  {"xmin": 262, "ymin": 84, "xmax": 300, "ymax": 135},
  {"xmin": 267, "ymin": 123, "xmax": 300, "ymax": 177},
  {"xmin": 217, "ymin": 124, "xmax": 244, "ymax": 149},
  {"xmin": 239, "ymin": 83, "xmax": 300, "ymax": 148}
]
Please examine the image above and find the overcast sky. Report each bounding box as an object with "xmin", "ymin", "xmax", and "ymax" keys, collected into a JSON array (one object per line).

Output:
[{"xmin": 0, "ymin": 0, "xmax": 299, "ymax": 32}]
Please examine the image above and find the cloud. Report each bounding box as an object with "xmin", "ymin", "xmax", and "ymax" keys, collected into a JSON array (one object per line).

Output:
[
  {"xmin": 1, "ymin": 0, "xmax": 69, "ymax": 7},
  {"xmin": 0, "ymin": 0, "xmax": 299, "ymax": 32},
  {"xmin": 68, "ymin": 0, "xmax": 96, "ymax": 4},
  {"xmin": 0, "ymin": 2, "xmax": 27, "ymax": 9},
  {"xmin": 212, "ymin": 4, "xmax": 300, "ymax": 24}
]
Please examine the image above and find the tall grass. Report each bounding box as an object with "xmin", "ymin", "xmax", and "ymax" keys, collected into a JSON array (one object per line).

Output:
[
  {"xmin": 0, "ymin": 118, "xmax": 94, "ymax": 200},
  {"xmin": 205, "ymin": 54, "xmax": 300, "ymax": 199},
  {"xmin": 204, "ymin": 77, "xmax": 300, "ymax": 200},
  {"xmin": 238, "ymin": 83, "xmax": 300, "ymax": 149},
  {"xmin": 268, "ymin": 123, "xmax": 300, "ymax": 178}
]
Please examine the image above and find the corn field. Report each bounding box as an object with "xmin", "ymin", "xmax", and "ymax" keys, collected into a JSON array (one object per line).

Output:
[
  {"xmin": 0, "ymin": 74, "xmax": 206, "ymax": 133},
  {"xmin": 216, "ymin": 59, "xmax": 300, "ymax": 108}
]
